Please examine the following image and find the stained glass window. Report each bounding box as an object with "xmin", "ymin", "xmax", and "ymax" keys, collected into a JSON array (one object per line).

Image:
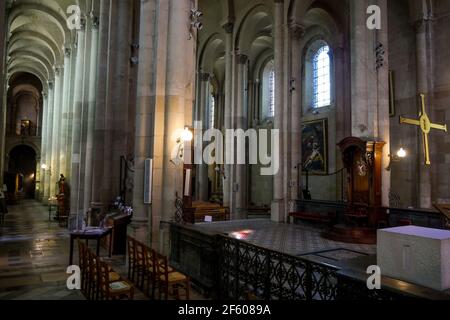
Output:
[
  {"xmin": 313, "ymin": 45, "xmax": 331, "ymax": 108},
  {"xmin": 262, "ymin": 60, "xmax": 275, "ymax": 118}
]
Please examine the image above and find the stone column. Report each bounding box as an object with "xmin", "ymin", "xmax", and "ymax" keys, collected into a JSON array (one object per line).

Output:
[
  {"xmin": 50, "ymin": 67, "xmax": 64, "ymax": 196},
  {"xmin": 60, "ymin": 47, "xmax": 73, "ymax": 178},
  {"xmin": 272, "ymin": 0, "xmax": 285, "ymax": 222},
  {"xmin": 289, "ymin": 23, "xmax": 305, "ymax": 201},
  {"xmin": 222, "ymin": 21, "xmax": 234, "ymax": 209},
  {"xmin": 235, "ymin": 53, "xmax": 248, "ymax": 219},
  {"xmin": 415, "ymin": 17, "xmax": 432, "ymax": 208},
  {"xmin": 91, "ymin": 0, "xmax": 110, "ymax": 205},
  {"xmin": 83, "ymin": 16, "xmax": 100, "ymax": 213},
  {"xmin": 0, "ymin": 1, "xmax": 6, "ymax": 185},
  {"xmin": 40, "ymin": 92, "xmax": 48, "ymax": 200},
  {"xmin": 103, "ymin": 0, "xmax": 132, "ymax": 205},
  {"xmin": 70, "ymin": 21, "xmax": 86, "ymax": 218},
  {"xmin": 196, "ymin": 72, "xmax": 210, "ymax": 201},
  {"xmin": 44, "ymin": 82, "xmax": 55, "ymax": 200},
  {"xmin": 350, "ymin": 0, "xmax": 390, "ymax": 207},
  {"xmin": 377, "ymin": 0, "xmax": 391, "ymax": 208},
  {"xmin": 132, "ymin": 0, "xmax": 157, "ymax": 225}
]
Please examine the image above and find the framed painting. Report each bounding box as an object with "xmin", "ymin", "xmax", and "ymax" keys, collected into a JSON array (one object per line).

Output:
[
  {"xmin": 389, "ymin": 70, "xmax": 395, "ymax": 117},
  {"xmin": 301, "ymin": 119, "xmax": 328, "ymax": 175}
]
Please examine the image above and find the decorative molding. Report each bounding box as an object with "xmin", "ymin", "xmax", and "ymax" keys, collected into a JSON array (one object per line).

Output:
[
  {"xmin": 222, "ymin": 22, "xmax": 234, "ymax": 34},
  {"xmin": 236, "ymin": 54, "xmax": 248, "ymax": 65},
  {"xmin": 289, "ymin": 22, "xmax": 305, "ymax": 40},
  {"xmin": 64, "ymin": 47, "xmax": 71, "ymax": 58},
  {"xmin": 199, "ymin": 72, "xmax": 211, "ymax": 82}
]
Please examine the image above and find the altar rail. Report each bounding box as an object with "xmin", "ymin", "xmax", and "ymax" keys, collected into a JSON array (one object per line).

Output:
[{"xmin": 169, "ymin": 222, "xmax": 450, "ymax": 300}]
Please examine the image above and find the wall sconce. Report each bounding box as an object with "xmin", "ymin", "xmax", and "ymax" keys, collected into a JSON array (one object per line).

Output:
[
  {"xmin": 171, "ymin": 127, "xmax": 193, "ymax": 166},
  {"xmin": 386, "ymin": 148, "xmax": 407, "ymax": 171}
]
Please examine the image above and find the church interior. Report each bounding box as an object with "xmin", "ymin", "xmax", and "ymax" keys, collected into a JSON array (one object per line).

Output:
[{"xmin": 0, "ymin": 0, "xmax": 450, "ymax": 302}]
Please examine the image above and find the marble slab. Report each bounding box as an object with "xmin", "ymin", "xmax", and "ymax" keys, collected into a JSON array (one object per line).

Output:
[{"xmin": 377, "ymin": 226, "xmax": 450, "ymax": 291}]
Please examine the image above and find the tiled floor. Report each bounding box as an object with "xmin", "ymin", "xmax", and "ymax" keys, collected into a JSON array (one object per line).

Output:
[
  {"xmin": 0, "ymin": 200, "xmax": 205, "ymax": 300},
  {"xmin": 0, "ymin": 200, "xmax": 85, "ymax": 300},
  {"xmin": 193, "ymin": 219, "xmax": 377, "ymax": 270}
]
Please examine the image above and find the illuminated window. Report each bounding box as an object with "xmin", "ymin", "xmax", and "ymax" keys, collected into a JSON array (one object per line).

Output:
[
  {"xmin": 262, "ymin": 60, "xmax": 275, "ymax": 118},
  {"xmin": 209, "ymin": 91, "xmax": 215, "ymax": 129},
  {"xmin": 313, "ymin": 45, "xmax": 331, "ymax": 108}
]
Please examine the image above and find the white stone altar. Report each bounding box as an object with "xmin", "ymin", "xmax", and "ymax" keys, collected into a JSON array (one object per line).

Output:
[{"xmin": 377, "ymin": 226, "xmax": 450, "ymax": 291}]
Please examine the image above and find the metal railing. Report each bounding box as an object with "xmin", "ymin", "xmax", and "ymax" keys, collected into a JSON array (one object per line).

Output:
[{"xmin": 217, "ymin": 235, "xmax": 338, "ymax": 300}]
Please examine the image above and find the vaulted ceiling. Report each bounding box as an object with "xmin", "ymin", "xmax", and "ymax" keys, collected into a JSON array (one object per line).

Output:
[{"xmin": 5, "ymin": 0, "xmax": 80, "ymax": 91}]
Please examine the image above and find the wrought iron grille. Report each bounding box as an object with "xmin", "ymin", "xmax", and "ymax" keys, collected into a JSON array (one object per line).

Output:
[{"xmin": 218, "ymin": 235, "xmax": 338, "ymax": 300}]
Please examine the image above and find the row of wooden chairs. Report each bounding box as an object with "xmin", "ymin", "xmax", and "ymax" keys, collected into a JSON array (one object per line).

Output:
[
  {"xmin": 78, "ymin": 241, "xmax": 134, "ymax": 300},
  {"xmin": 127, "ymin": 236, "xmax": 190, "ymax": 300}
]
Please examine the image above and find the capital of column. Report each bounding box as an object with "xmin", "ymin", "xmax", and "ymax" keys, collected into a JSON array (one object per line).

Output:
[
  {"xmin": 289, "ymin": 22, "xmax": 306, "ymax": 40},
  {"xmin": 412, "ymin": 18, "xmax": 429, "ymax": 33},
  {"xmin": 199, "ymin": 72, "xmax": 211, "ymax": 82},
  {"xmin": 222, "ymin": 22, "xmax": 234, "ymax": 34},
  {"xmin": 42, "ymin": 92, "xmax": 48, "ymax": 99},
  {"xmin": 64, "ymin": 46, "xmax": 72, "ymax": 58},
  {"xmin": 48, "ymin": 81, "xmax": 54, "ymax": 90},
  {"xmin": 89, "ymin": 12, "xmax": 99, "ymax": 30},
  {"xmin": 236, "ymin": 54, "xmax": 248, "ymax": 65},
  {"xmin": 54, "ymin": 66, "xmax": 63, "ymax": 76}
]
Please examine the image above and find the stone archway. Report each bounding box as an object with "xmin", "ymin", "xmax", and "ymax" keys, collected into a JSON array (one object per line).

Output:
[{"xmin": 7, "ymin": 145, "xmax": 37, "ymax": 199}]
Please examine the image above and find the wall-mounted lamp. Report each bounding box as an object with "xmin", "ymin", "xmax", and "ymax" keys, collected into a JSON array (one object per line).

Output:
[
  {"xmin": 171, "ymin": 127, "xmax": 194, "ymax": 166},
  {"xmin": 41, "ymin": 164, "xmax": 48, "ymax": 170},
  {"xmin": 386, "ymin": 148, "xmax": 407, "ymax": 171}
]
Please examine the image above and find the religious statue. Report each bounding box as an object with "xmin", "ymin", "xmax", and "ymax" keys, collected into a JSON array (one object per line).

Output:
[{"xmin": 56, "ymin": 174, "xmax": 70, "ymax": 219}]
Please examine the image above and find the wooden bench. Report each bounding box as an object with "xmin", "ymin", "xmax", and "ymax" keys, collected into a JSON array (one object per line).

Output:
[
  {"xmin": 289, "ymin": 211, "xmax": 336, "ymax": 224},
  {"xmin": 184, "ymin": 202, "xmax": 230, "ymax": 223}
]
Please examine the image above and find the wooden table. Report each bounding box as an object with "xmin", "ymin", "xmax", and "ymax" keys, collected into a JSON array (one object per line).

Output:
[{"xmin": 69, "ymin": 227, "xmax": 113, "ymax": 265}]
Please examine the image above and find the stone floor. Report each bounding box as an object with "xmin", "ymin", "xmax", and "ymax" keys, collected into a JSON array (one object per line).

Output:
[
  {"xmin": 193, "ymin": 219, "xmax": 377, "ymax": 271},
  {"xmin": 0, "ymin": 200, "xmax": 203, "ymax": 300}
]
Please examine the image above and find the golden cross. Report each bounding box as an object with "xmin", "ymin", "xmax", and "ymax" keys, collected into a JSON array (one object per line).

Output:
[{"xmin": 400, "ymin": 94, "xmax": 447, "ymax": 165}]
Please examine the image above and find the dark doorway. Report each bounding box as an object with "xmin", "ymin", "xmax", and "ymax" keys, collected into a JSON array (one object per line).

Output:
[{"xmin": 7, "ymin": 145, "xmax": 37, "ymax": 199}]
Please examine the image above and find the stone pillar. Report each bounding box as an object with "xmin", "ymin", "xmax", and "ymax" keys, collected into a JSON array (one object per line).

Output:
[
  {"xmin": 132, "ymin": 0, "xmax": 156, "ymax": 225},
  {"xmin": 289, "ymin": 23, "xmax": 305, "ymax": 201},
  {"xmin": 50, "ymin": 67, "xmax": 64, "ymax": 196},
  {"xmin": 196, "ymin": 72, "xmax": 210, "ymax": 201},
  {"xmin": 60, "ymin": 47, "xmax": 73, "ymax": 178},
  {"xmin": 0, "ymin": 1, "xmax": 6, "ymax": 185},
  {"xmin": 70, "ymin": 21, "xmax": 86, "ymax": 218},
  {"xmin": 272, "ymin": 0, "xmax": 285, "ymax": 222},
  {"xmin": 91, "ymin": 0, "xmax": 110, "ymax": 206},
  {"xmin": 222, "ymin": 21, "xmax": 234, "ymax": 209},
  {"xmin": 83, "ymin": 16, "xmax": 100, "ymax": 213},
  {"xmin": 350, "ymin": 0, "xmax": 390, "ymax": 207},
  {"xmin": 235, "ymin": 53, "xmax": 248, "ymax": 219},
  {"xmin": 103, "ymin": 0, "xmax": 132, "ymax": 206},
  {"xmin": 415, "ymin": 17, "xmax": 432, "ymax": 208},
  {"xmin": 44, "ymin": 82, "xmax": 55, "ymax": 200},
  {"xmin": 40, "ymin": 92, "xmax": 48, "ymax": 200},
  {"xmin": 377, "ymin": 0, "xmax": 391, "ymax": 208}
]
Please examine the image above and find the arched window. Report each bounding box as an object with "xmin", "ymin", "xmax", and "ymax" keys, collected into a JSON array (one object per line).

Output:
[
  {"xmin": 312, "ymin": 45, "xmax": 331, "ymax": 108},
  {"xmin": 209, "ymin": 94, "xmax": 215, "ymax": 129},
  {"xmin": 262, "ymin": 60, "xmax": 275, "ymax": 119},
  {"xmin": 208, "ymin": 83, "xmax": 215, "ymax": 129}
]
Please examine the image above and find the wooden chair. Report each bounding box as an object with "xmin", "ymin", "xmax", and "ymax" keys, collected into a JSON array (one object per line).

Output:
[
  {"xmin": 134, "ymin": 240, "xmax": 146, "ymax": 290},
  {"xmin": 155, "ymin": 252, "xmax": 190, "ymax": 300},
  {"xmin": 77, "ymin": 241, "xmax": 89, "ymax": 293},
  {"xmin": 143, "ymin": 245, "xmax": 159, "ymax": 299},
  {"xmin": 97, "ymin": 259, "xmax": 134, "ymax": 300},
  {"xmin": 86, "ymin": 249, "xmax": 121, "ymax": 300},
  {"xmin": 127, "ymin": 236, "xmax": 136, "ymax": 282}
]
